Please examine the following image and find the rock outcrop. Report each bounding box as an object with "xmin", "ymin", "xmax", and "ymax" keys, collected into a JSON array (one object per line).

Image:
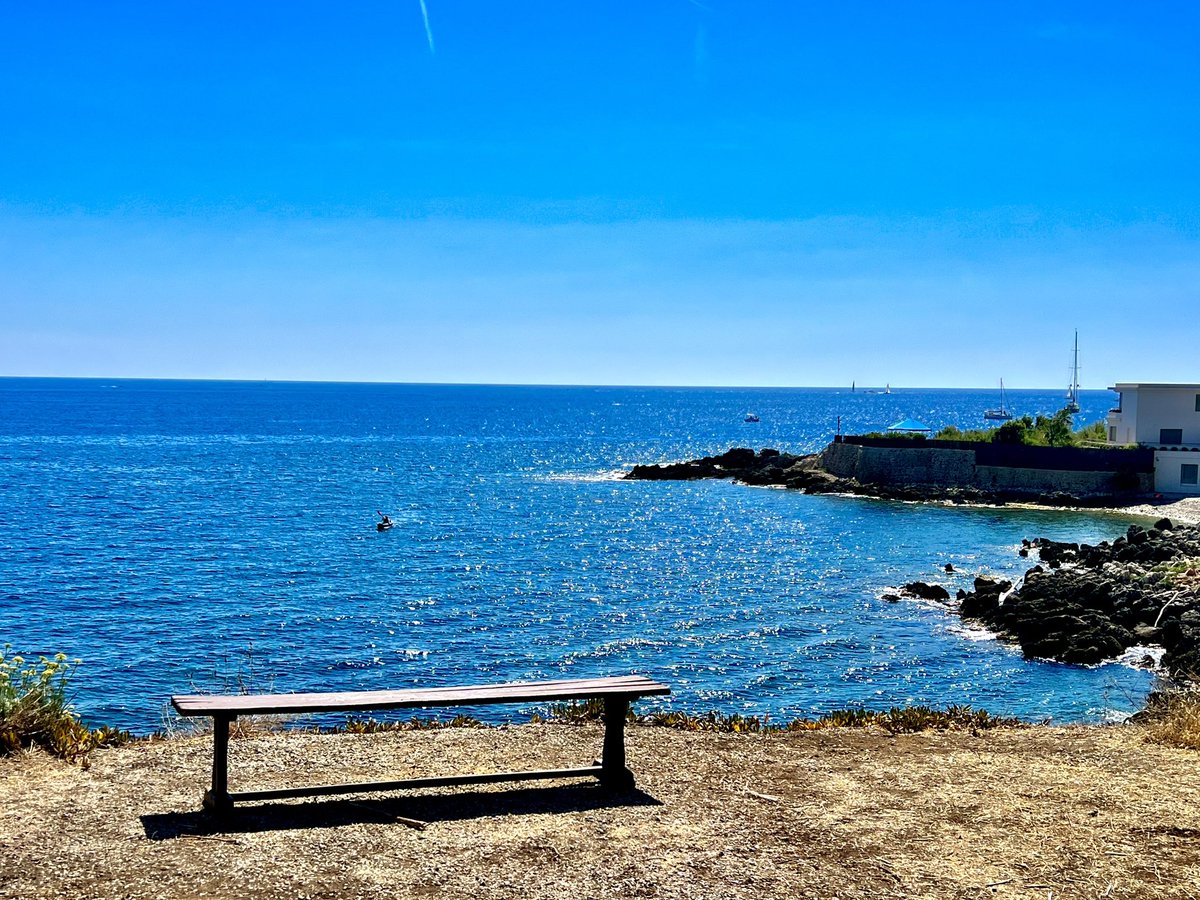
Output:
[
  {"xmin": 901, "ymin": 581, "xmax": 952, "ymax": 602},
  {"xmin": 956, "ymin": 520, "xmax": 1200, "ymax": 674}
]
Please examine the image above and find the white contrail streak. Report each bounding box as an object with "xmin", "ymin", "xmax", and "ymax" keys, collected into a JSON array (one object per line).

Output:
[{"xmin": 418, "ymin": 0, "xmax": 435, "ymax": 54}]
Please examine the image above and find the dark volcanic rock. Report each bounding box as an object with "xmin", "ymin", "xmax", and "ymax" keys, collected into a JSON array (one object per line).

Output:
[
  {"xmin": 901, "ymin": 581, "xmax": 951, "ymax": 602},
  {"xmin": 625, "ymin": 448, "xmax": 815, "ymax": 485},
  {"xmin": 1163, "ymin": 616, "xmax": 1200, "ymax": 675},
  {"xmin": 958, "ymin": 576, "xmax": 1012, "ymax": 620},
  {"xmin": 954, "ymin": 522, "xmax": 1200, "ymax": 676}
]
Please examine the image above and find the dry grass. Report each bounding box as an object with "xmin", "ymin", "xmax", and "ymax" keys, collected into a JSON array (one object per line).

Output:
[
  {"xmin": 3, "ymin": 721, "xmax": 1200, "ymax": 899},
  {"xmin": 1142, "ymin": 687, "xmax": 1200, "ymax": 751}
]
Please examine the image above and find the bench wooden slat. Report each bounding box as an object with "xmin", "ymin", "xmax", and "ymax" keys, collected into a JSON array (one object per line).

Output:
[{"xmin": 171, "ymin": 675, "xmax": 669, "ymax": 717}]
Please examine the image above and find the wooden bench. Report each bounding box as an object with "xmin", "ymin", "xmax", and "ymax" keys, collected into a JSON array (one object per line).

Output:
[{"xmin": 171, "ymin": 674, "xmax": 670, "ymax": 813}]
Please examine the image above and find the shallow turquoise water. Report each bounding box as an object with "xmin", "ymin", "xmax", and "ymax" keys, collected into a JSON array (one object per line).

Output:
[{"xmin": 0, "ymin": 379, "xmax": 1152, "ymax": 732}]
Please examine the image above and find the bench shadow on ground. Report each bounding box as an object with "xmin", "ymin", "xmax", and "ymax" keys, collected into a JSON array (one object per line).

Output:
[{"xmin": 141, "ymin": 784, "xmax": 662, "ymax": 840}]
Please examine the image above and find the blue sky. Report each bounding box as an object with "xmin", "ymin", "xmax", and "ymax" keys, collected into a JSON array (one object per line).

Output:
[{"xmin": 2, "ymin": 2, "xmax": 1198, "ymax": 386}]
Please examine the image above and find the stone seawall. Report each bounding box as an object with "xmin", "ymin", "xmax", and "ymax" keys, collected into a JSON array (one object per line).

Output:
[
  {"xmin": 821, "ymin": 442, "xmax": 975, "ymax": 488},
  {"xmin": 975, "ymin": 465, "xmax": 1153, "ymax": 495},
  {"xmin": 821, "ymin": 442, "xmax": 1153, "ymax": 497}
]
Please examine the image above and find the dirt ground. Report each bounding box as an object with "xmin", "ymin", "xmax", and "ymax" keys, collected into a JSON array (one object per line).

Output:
[{"xmin": 2, "ymin": 722, "xmax": 1199, "ymax": 900}]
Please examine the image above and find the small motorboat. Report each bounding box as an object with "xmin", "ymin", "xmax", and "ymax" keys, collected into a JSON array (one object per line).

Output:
[{"xmin": 744, "ymin": 412, "xmax": 760, "ymax": 423}]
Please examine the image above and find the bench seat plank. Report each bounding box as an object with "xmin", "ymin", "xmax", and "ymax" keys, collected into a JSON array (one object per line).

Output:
[{"xmin": 172, "ymin": 674, "xmax": 669, "ymax": 717}]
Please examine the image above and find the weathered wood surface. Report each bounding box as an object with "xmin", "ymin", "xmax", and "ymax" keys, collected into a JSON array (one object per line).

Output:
[{"xmin": 172, "ymin": 675, "xmax": 669, "ymax": 717}]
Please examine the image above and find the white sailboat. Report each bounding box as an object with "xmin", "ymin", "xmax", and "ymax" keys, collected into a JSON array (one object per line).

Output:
[
  {"xmin": 1065, "ymin": 330, "xmax": 1081, "ymax": 413},
  {"xmin": 984, "ymin": 379, "xmax": 1013, "ymax": 421}
]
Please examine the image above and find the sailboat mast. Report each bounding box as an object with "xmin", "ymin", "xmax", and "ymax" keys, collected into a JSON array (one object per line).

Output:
[
  {"xmin": 1066, "ymin": 330, "xmax": 1081, "ymax": 412},
  {"xmin": 1072, "ymin": 330, "xmax": 1079, "ymax": 400}
]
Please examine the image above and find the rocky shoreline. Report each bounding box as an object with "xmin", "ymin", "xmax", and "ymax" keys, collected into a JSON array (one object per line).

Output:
[
  {"xmin": 626, "ymin": 446, "xmax": 1143, "ymax": 508},
  {"xmin": 895, "ymin": 520, "xmax": 1200, "ymax": 677},
  {"xmin": 627, "ymin": 447, "xmax": 1200, "ymax": 680}
]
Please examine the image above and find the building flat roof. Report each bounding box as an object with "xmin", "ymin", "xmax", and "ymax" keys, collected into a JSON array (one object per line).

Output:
[{"xmin": 1109, "ymin": 383, "xmax": 1200, "ymax": 391}]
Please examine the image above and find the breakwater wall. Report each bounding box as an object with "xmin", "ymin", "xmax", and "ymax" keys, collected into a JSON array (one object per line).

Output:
[{"xmin": 823, "ymin": 437, "xmax": 1155, "ymax": 496}]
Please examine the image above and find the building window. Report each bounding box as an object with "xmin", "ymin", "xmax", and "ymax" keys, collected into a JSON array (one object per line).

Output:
[
  {"xmin": 1109, "ymin": 426, "xmax": 1117, "ymax": 442},
  {"xmin": 1161, "ymin": 428, "xmax": 1183, "ymax": 445},
  {"xmin": 1195, "ymin": 393, "xmax": 1200, "ymax": 412},
  {"xmin": 1183, "ymin": 464, "xmax": 1199, "ymax": 486}
]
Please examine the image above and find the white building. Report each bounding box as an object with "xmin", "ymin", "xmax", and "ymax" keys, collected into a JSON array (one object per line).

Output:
[{"xmin": 1107, "ymin": 383, "xmax": 1200, "ymax": 495}]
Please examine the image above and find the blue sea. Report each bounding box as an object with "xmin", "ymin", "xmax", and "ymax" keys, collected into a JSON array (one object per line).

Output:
[{"xmin": 0, "ymin": 378, "xmax": 1153, "ymax": 734}]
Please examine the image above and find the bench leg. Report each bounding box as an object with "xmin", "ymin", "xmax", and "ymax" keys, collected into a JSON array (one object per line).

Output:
[
  {"xmin": 599, "ymin": 697, "xmax": 635, "ymax": 791},
  {"xmin": 203, "ymin": 714, "xmax": 235, "ymax": 815}
]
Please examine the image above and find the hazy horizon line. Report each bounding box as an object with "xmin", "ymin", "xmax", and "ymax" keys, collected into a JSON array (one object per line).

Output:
[{"xmin": 0, "ymin": 374, "xmax": 1123, "ymax": 393}]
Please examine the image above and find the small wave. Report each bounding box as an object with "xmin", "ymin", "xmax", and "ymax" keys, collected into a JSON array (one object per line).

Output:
[
  {"xmin": 1116, "ymin": 644, "xmax": 1164, "ymax": 670},
  {"xmin": 560, "ymin": 636, "xmax": 671, "ymax": 662},
  {"xmin": 393, "ymin": 648, "xmax": 430, "ymax": 660},
  {"xmin": 540, "ymin": 470, "xmax": 629, "ymax": 483},
  {"xmin": 329, "ymin": 657, "xmax": 384, "ymax": 670},
  {"xmin": 945, "ymin": 622, "xmax": 1006, "ymax": 642},
  {"xmin": 881, "ymin": 587, "xmax": 956, "ymax": 614},
  {"xmin": 1096, "ymin": 705, "xmax": 1140, "ymax": 725}
]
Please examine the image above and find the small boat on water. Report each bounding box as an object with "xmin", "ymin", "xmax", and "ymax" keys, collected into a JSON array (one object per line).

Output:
[
  {"xmin": 984, "ymin": 379, "xmax": 1014, "ymax": 421},
  {"xmin": 377, "ymin": 521, "xmax": 394, "ymax": 532},
  {"xmin": 744, "ymin": 413, "xmax": 760, "ymax": 423}
]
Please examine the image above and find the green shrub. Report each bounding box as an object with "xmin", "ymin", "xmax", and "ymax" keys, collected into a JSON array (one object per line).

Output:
[
  {"xmin": 335, "ymin": 714, "xmax": 485, "ymax": 733},
  {"xmin": 929, "ymin": 413, "xmax": 1111, "ymax": 449},
  {"xmin": 534, "ymin": 700, "xmax": 1022, "ymax": 733},
  {"xmin": 994, "ymin": 416, "xmax": 1033, "ymax": 444},
  {"xmin": 1074, "ymin": 420, "xmax": 1108, "ymax": 444},
  {"xmin": 1036, "ymin": 408, "xmax": 1076, "ymax": 447},
  {"xmin": 934, "ymin": 426, "xmax": 993, "ymax": 442},
  {"xmin": 0, "ymin": 647, "xmax": 130, "ymax": 761}
]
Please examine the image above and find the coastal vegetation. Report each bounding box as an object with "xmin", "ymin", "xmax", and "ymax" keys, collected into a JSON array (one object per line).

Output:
[
  {"xmin": 535, "ymin": 698, "xmax": 1024, "ymax": 733},
  {"xmin": 934, "ymin": 409, "xmax": 1108, "ymax": 447},
  {"xmin": 0, "ymin": 648, "xmax": 129, "ymax": 761},
  {"xmin": 859, "ymin": 410, "xmax": 1110, "ymax": 446},
  {"xmin": 164, "ymin": 703, "xmax": 1024, "ymax": 739}
]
